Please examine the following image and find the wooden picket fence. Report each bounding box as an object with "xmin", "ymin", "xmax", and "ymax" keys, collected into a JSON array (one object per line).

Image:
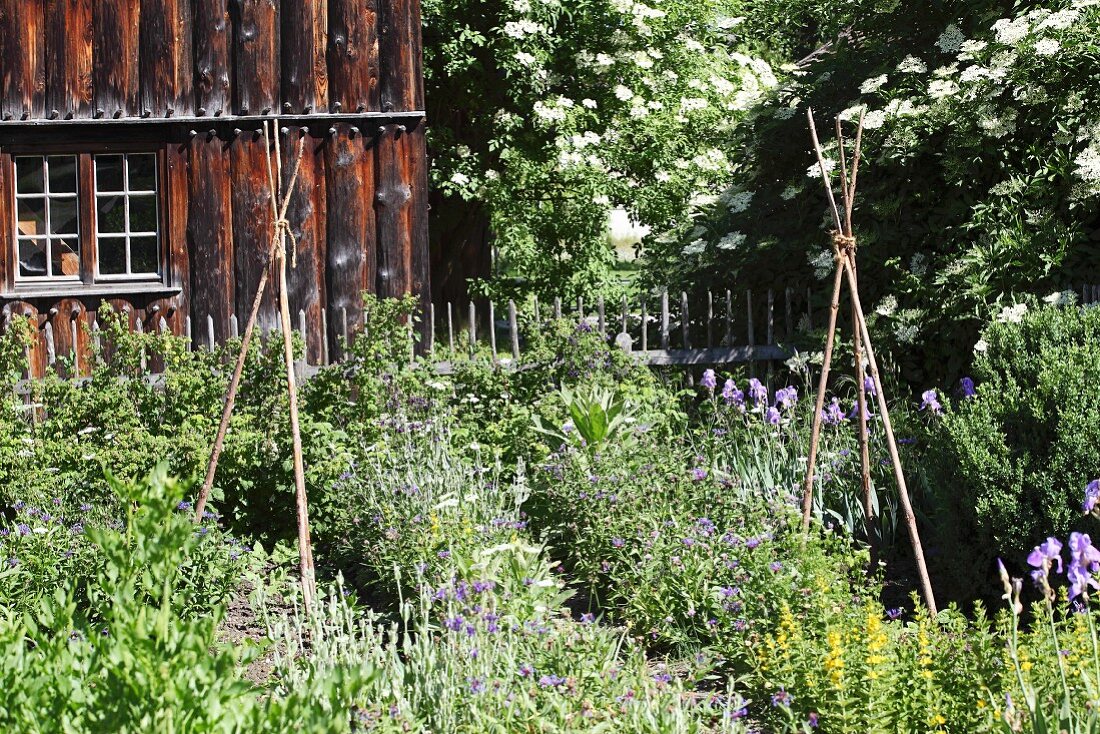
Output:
[{"xmin": 6, "ymin": 283, "xmax": 1099, "ymax": 384}]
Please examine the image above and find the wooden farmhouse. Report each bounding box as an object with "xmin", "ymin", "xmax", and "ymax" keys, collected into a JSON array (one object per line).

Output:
[{"xmin": 0, "ymin": 0, "xmax": 429, "ymax": 376}]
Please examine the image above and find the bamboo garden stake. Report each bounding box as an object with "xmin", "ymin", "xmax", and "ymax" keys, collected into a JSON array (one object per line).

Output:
[
  {"xmin": 799, "ymin": 108, "xmax": 937, "ymax": 614},
  {"xmin": 193, "ymin": 121, "xmax": 317, "ymax": 608}
]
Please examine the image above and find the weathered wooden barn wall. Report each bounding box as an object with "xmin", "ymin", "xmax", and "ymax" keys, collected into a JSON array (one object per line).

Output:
[{"xmin": 0, "ymin": 0, "xmax": 429, "ymax": 377}]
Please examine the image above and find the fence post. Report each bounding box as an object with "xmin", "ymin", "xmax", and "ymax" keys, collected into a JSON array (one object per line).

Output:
[
  {"xmin": 508, "ymin": 300, "xmax": 520, "ymax": 361},
  {"xmin": 447, "ymin": 302, "xmax": 455, "ymax": 354},
  {"xmin": 468, "ymin": 301, "xmax": 476, "ymax": 357},
  {"xmin": 680, "ymin": 291, "xmax": 690, "ymax": 350},
  {"xmin": 597, "ymin": 296, "xmax": 605, "ymax": 337},
  {"xmin": 706, "ymin": 290, "xmax": 714, "ymax": 348},
  {"xmin": 660, "ymin": 289, "xmax": 669, "ymax": 350},
  {"xmin": 640, "ymin": 297, "xmax": 648, "ymax": 352}
]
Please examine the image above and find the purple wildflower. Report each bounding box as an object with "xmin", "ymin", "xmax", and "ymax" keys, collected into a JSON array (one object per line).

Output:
[
  {"xmin": 764, "ymin": 407, "xmax": 781, "ymax": 426},
  {"xmin": 722, "ymin": 379, "xmax": 745, "ymax": 409},
  {"xmin": 468, "ymin": 677, "xmax": 485, "ymax": 694},
  {"xmin": 959, "ymin": 376, "xmax": 976, "ymax": 398},
  {"xmin": 823, "ymin": 397, "xmax": 846, "ymax": 425},
  {"xmin": 808, "ymin": 712, "xmax": 820, "ymax": 728},
  {"xmin": 539, "ymin": 674, "xmax": 566, "ymax": 688},
  {"xmin": 1068, "ymin": 532, "xmax": 1100, "ymax": 600},
  {"xmin": 445, "ymin": 616, "xmax": 464, "ymax": 632},
  {"xmin": 16, "ymin": 524, "xmax": 30, "ymax": 536},
  {"xmin": 1084, "ymin": 479, "xmax": 1100, "ymax": 514},
  {"xmin": 886, "ymin": 607, "xmax": 904, "ymax": 620},
  {"xmin": 863, "ymin": 375, "xmax": 876, "ymax": 397},
  {"xmin": 519, "ymin": 663, "xmax": 534, "ymax": 677},
  {"xmin": 1027, "ymin": 537, "xmax": 1064, "ymax": 580},
  {"xmin": 611, "ymin": 537, "xmax": 625, "ymax": 548},
  {"xmin": 580, "ymin": 612, "xmax": 595, "ymax": 624},
  {"xmin": 920, "ymin": 389, "xmax": 942, "ymax": 415},
  {"xmin": 775, "ymin": 386, "xmax": 798, "ymax": 410},
  {"xmin": 771, "ymin": 688, "xmax": 792, "ymax": 707},
  {"xmin": 701, "ymin": 369, "xmax": 717, "ymax": 391},
  {"xmin": 176, "ymin": 500, "xmax": 192, "ymax": 511},
  {"xmin": 747, "ymin": 378, "xmax": 768, "ymax": 407},
  {"xmin": 692, "ymin": 467, "xmax": 707, "ymax": 482}
]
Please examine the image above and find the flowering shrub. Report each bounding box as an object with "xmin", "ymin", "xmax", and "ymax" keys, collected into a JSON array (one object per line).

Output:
[
  {"xmin": 651, "ymin": 0, "xmax": 1100, "ymax": 386},
  {"xmin": 926, "ymin": 304, "xmax": 1100, "ymax": 571}
]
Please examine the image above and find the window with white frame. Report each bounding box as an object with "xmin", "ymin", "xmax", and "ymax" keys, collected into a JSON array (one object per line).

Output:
[{"xmin": 12, "ymin": 151, "xmax": 163, "ymax": 286}]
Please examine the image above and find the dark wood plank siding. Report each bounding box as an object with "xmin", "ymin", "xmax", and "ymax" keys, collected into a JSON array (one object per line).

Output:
[
  {"xmin": 46, "ymin": 0, "xmax": 94, "ymax": 119},
  {"xmin": 378, "ymin": 0, "xmax": 420, "ymax": 112},
  {"xmin": 230, "ymin": 130, "xmax": 278, "ymax": 332},
  {"xmin": 192, "ymin": 0, "xmax": 232, "ymax": 116},
  {"xmin": 140, "ymin": 0, "xmax": 192, "ymax": 117},
  {"xmin": 234, "ymin": 0, "xmax": 280, "ymax": 115},
  {"xmin": 0, "ymin": 153, "xmax": 12, "ymax": 292},
  {"xmin": 166, "ymin": 140, "xmax": 190, "ymax": 335},
  {"xmin": 1, "ymin": 0, "xmax": 47, "ymax": 120},
  {"xmin": 324, "ymin": 124, "xmax": 375, "ymax": 356},
  {"xmin": 92, "ymin": 0, "xmax": 141, "ymax": 118},
  {"xmin": 374, "ymin": 123, "xmax": 412, "ymax": 299},
  {"xmin": 280, "ymin": 0, "xmax": 327, "ymax": 113},
  {"xmin": 328, "ymin": 0, "xmax": 379, "ymax": 113},
  {"xmin": 282, "ymin": 129, "xmax": 326, "ymax": 363},
  {"xmin": 406, "ymin": 122, "xmax": 429, "ymax": 331},
  {"xmin": 187, "ymin": 133, "xmax": 235, "ymax": 344}
]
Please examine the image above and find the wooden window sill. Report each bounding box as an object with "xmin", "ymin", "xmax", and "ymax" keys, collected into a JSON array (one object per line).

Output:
[{"xmin": 1, "ymin": 283, "xmax": 182, "ymax": 302}]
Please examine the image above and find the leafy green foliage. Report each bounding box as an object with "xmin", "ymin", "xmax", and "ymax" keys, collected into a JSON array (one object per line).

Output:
[{"xmin": 927, "ymin": 304, "xmax": 1100, "ymax": 566}]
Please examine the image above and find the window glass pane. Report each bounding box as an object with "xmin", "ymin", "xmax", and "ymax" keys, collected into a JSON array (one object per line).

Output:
[
  {"xmin": 129, "ymin": 195, "xmax": 158, "ymax": 233},
  {"xmin": 95, "ymin": 155, "xmax": 125, "ymax": 192},
  {"xmin": 52, "ymin": 198, "xmax": 79, "ymax": 234},
  {"xmin": 98, "ymin": 237, "xmax": 126, "ymax": 275},
  {"xmin": 17, "ymin": 198, "xmax": 46, "ymax": 237},
  {"xmin": 128, "ymin": 154, "xmax": 157, "ymax": 191},
  {"xmin": 48, "ymin": 156, "xmax": 78, "ymax": 194},
  {"xmin": 130, "ymin": 237, "xmax": 159, "ymax": 274},
  {"xmin": 53, "ymin": 238, "xmax": 80, "ymax": 277},
  {"xmin": 18, "ymin": 239, "xmax": 48, "ymax": 277},
  {"xmin": 97, "ymin": 195, "xmax": 126, "ymax": 233},
  {"xmin": 15, "ymin": 157, "xmax": 44, "ymax": 194}
]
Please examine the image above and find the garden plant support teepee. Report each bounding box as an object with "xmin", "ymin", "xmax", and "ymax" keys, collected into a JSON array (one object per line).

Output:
[
  {"xmin": 192, "ymin": 120, "xmax": 317, "ymax": 609},
  {"xmin": 799, "ymin": 108, "xmax": 937, "ymax": 615}
]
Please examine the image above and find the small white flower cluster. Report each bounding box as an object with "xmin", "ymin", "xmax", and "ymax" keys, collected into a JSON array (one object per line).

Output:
[
  {"xmin": 1038, "ymin": 8, "xmax": 1080, "ymax": 30},
  {"xmin": 682, "ymin": 239, "xmax": 707, "ymax": 256},
  {"xmin": 806, "ymin": 158, "xmax": 836, "ymax": 179},
  {"xmin": 1043, "ymin": 290, "xmax": 1079, "ymax": 307},
  {"xmin": 859, "ymin": 74, "xmax": 888, "ymax": 94},
  {"xmin": 721, "ymin": 190, "xmax": 754, "ymax": 213},
  {"xmin": 897, "ymin": 55, "xmax": 927, "ymax": 74},
  {"xmin": 928, "ymin": 79, "xmax": 959, "ymax": 100},
  {"xmin": 716, "ymin": 231, "xmax": 746, "ymax": 250},
  {"xmin": 1034, "ymin": 38, "xmax": 1060, "ymax": 56},
  {"xmin": 997, "ymin": 302, "xmax": 1029, "ymax": 323},
  {"xmin": 936, "ymin": 24, "xmax": 966, "ymax": 53},
  {"xmin": 1075, "ymin": 146, "xmax": 1100, "ymax": 182},
  {"xmin": 894, "ymin": 323, "xmax": 920, "ymax": 344},
  {"xmin": 875, "ymin": 295, "xmax": 898, "ymax": 317},
  {"xmin": 909, "ymin": 252, "xmax": 929, "ymax": 278},
  {"xmin": 992, "ymin": 16, "xmax": 1030, "ymax": 46},
  {"xmin": 502, "ymin": 19, "xmax": 545, "ymax": 39},
  {"xmin": 809, "ymin": 249, "xmax": 834, "ymax": 280}
]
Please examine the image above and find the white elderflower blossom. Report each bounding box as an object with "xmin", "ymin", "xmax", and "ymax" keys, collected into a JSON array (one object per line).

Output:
[
  {"xmin": 895, "ymin": 323, "xmax": 920, "ymax": 344},
  {"xmin": 1074, "ymin": 146, "xmax": 1100, "ymax": 181},
  {"xmin": 1043, "ymin": 290, "xmax": 1078, "ymax": 307},
  {"xmin": 992, "ymin": 16, "xmax": 1030, "ymax": 45},
  {"xmin": 450, "ymin": 172, "xmax": 470, "ymax": 186},
  {"xmin": 910, "ymin": 253, "xmax": 929, "ymax": 277},
  {"xmin": 533, "ymin": 102, "xmax": 566, "ymax": 122},
  {"xmin": 781, "ymin": 184, "xmax": 802, "ymax": 200},
  {"xmin": 632, "ymin": 51, "xmax": 654, "ymax": 69},
  {"xmin": 897, "ymin": 55, "xmax": 927, "ymax": 73},
  {"xmin": 582, "ymin": 98, "xmax": 597, "ymax": 109},
  {"xmin": 875, "ymin": 295, "xmax": 898, "ymax": 317},
  {"xmin": 884, "ymin": 98, "xmax": 923, "ymax": 117},
  {"xmin": 936, "ymin": 24, "xmax": 966, "ymax": 53},
  {"xmin": 928, "ymin": 79, "xmax": 960, "ymax": 99},
  {"xmin": 959, "ymin": 65, "xmax": 991, "ymax": 83},
  {"xmin": 724, "ymin": 191, "xmax": 754, "ymax": 212},
  {"xmin": 1034, "ymin": 38, "xmax": 1060, "ymax": 56},
  {"xmin": 515, "ymin": 51, "xmax": 536, "ymax": 66},
  {"xmin": 974, "ymin": 338, "xmax": 989, "ymax": 353},
  {"xmin": 806, "ymin": 159, "xmax": 836, "ymax": 178},
  {"xmin": 503, "ymin": 20, "xmax": 543, "ymax": 38},
  {"xmin": 716, "ymin": 231, "xmax": 746, "ymax": 250},
  {"xmin": 859, "ymin": 74, "xmax": 888, "ymax": 94},
  {"xmin": 682, "ymin": 239, "xmax": 707, "ymax": 256},
  {"xmin": 997, "ymin": 303, "xmax": 1029, "ymax": 323},
  {"xmin": 680, "ymin": 97, "xmax": 709, "ymax": 112},
  {"xmin": 1039, "ymin": 9, "xmax": 1080, "ymax": 29},
  {"xmin": 614, "ymin": 85, "xmax": 634, "ymax": 101},
  {"xmin": 809, "ymin": 249, "xmax": 834, "ymax": 279},
  {"xmin": 838, "ymin": 104, "xmax": 866, "ymax": 121},
  {"xmin": 958, "ymin": 39, "xmax": 989, "ymax": 59},
  {"xmin": 862, "ymin": 110, "xmax": 887, "ymax": 129}
]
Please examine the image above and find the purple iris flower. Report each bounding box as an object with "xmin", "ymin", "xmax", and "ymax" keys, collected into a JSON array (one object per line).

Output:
[
  {"xmin": 1027, "ymin": 537, "xmax": 1063, "ymax": 586},
  {"xmin": 863, "ymin": 376, "xmax": 876, "ymax": 397},
  {"xmin": 722, "ymin": 379, "xmax": 745, "ymax": 408},
  {"xmin": 920, "ymin": 389, "xmax": 942, "ymax": 415},
  {"xmin": 1068, "ymin": 532, "xmax": 1100, "ymax": 600},
  {"xmin": 959, "ymin": 376, "xmax": 976, "ymax": 398},
  {"xmin": 822, "ymin": 397, "xmax": 845, "ymax": 425},
  {"xmin": 775, "ymin": 386, "xmax": 798, "ymax": 410},
  {"xmin": 1084, "ymin": 479, "xmax": 1100, "ymax": 514},
  {"xmin": 747, "ymin": 378, "xmax": 768, "ymax": 408},
  {"xmin": 701, "ymin": 369, "xmax": 717, "ymax": 390},
  {"xmin": 764, "ymin": 407, "xmax": 781, "ymax": 426},
  {"xmin": 885, "ymin": 607, "xmax": 904, "ymax": 620}
]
